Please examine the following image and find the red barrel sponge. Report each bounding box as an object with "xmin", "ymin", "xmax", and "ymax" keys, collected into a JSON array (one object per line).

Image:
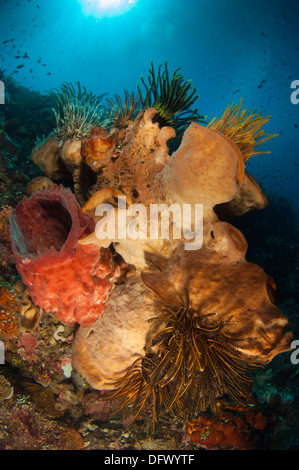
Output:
[{"xmin": 9, "ymin": 185, "xmax": 124, "ymax": 326}]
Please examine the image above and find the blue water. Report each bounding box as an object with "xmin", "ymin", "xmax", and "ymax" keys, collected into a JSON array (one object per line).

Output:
[{"xmin": 0, "ymin": 0, "xmax": 298, "ymax": 211}]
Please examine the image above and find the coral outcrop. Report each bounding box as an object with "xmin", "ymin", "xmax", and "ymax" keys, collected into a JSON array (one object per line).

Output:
[
  {"xmin": 75, "ymin": 115, "xmax": 274, "ymax": 271},
  {"xmin": 9, "ymin": 78, "xmax": 292, "ymax": 431},
  {"xmin": 0, "ymin": 205, "xmax": 16, "ymax": 285},
  {"xmin": 186, "ymin": 401, "xmax": 267, "ymax": 450},
  {"xmin": 69, "ymin": 108, "xmax": 291, "ymax": 422},
  {"xmin": 0, "ymin": 287, "xmax": 20, "ymax": 338}
]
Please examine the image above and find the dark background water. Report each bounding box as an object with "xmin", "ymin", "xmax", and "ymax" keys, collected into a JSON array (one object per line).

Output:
[{"xmin": 0, "ymin": 0, "xmax": 298, "ymax": 212}]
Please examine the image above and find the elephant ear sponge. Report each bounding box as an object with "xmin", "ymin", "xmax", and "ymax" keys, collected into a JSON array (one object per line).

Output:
[{"xmin": 9, "ymin": 185, "xmax": 125, "ymax": 326}]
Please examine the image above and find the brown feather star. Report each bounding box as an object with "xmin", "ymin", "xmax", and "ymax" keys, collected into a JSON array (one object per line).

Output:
[{"xmin": 108, "ymin": 291, "xmax": 263, "ymax": 429}]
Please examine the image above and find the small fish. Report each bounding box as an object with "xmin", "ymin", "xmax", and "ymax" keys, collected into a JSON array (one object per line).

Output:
[
  {"xmin": 23, "ymin": 52, "xmax": 29, "ymax": 59},
  {"xmin": 257, "ymin": 79, "xmax": 265, "ymax": 89},
  {"xmin": 37, "ymin": 57, "xmax": 42, "ymax": 63},
  {"xmin": 16, "ymin": 64, "xmax": 24, "ymax": 69},
  {"xmin": 36, "ymin": 3, "xmax": 40, "ymax": 8}
]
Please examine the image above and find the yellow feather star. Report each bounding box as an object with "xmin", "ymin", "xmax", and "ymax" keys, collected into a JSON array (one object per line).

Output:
[{"xmin": 208, "ymin": 99, "xmax": 279, "ymax": 162}]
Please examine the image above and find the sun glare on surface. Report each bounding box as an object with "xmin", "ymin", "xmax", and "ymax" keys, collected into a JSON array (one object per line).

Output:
[{"xmin": 79, "ymin": 0, "xmax": 138, "ymax": 18}]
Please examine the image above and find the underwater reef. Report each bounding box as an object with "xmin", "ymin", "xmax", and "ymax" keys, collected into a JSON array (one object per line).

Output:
[{"xmin": 0, "ymin": 65, "xmax": 299, "ymax": 450}]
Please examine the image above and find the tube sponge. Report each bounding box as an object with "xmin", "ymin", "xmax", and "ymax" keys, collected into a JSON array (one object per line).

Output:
[{"xmin": 9, "ymin": 185, "xmax": 124, "ymax": 326}]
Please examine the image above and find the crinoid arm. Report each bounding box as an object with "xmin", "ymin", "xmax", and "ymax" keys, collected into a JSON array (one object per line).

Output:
[
  {"xmin": 105, "ymin": 90, "xmax": 141, "ymax": 129},
  {"xmin": 137, "ymin": 61, "xmax": 206, "ymax": 137},
  {"xmin": 48, "ymin": 81, "xmax": 108, "ymax": 143},
  {"xmin": 208, "ymin": 98, "xmax": 279, "ymax": 162},
  {"xmin": 108, "ymin": 292, "xmax": 263, "ymax": 430}
]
